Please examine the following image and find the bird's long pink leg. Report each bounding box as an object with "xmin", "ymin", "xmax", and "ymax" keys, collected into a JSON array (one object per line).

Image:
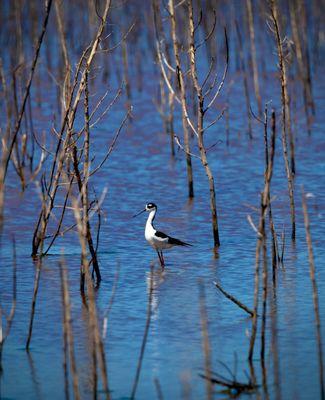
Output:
[
  {"xmin": 160, "ymin": 251, "xmax": 165, "ymax": 268},
  {"xmin": 156, "ymin": 250, "xmax": 163, "ymax": 267}
]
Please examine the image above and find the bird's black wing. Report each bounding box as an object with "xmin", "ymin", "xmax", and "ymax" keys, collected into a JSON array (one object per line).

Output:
[
  {"xmin": 156, "ymin": 230, "xmax": 192, "ymax": 246},
  {"xmin": 155, "ymin": 231, "xmax": 169, "ymax": 239}
]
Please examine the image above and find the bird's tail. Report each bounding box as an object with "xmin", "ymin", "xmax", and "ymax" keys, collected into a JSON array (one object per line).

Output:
[{"xmin": 169, "ymin": 237, "xmax": 192, "ymax": 246}]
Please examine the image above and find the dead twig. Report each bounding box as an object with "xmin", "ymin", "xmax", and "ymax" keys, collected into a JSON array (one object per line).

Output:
[{"xmin": 213, "ymin": 281, "xmax": 254, "ymax": 317}]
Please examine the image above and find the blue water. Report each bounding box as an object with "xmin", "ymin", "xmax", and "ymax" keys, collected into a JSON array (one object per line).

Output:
[{"xmin": 1, "ymin": 5, "xmax": 325, "ymax": 399}]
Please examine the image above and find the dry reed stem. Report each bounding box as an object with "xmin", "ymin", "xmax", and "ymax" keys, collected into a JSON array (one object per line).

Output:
[
  {"xmin": 167, "ymin": 0, "xmax": 194, "ymax": 198},
  {"xmin": 42, "ymin": 175, "xmax": 74, "ymax": 255},
  {"xmin": 246, "ymin": 0, "xmax": 262, "ymax": 115},
  {"xmin": 26, "ymin": 176, "xmax": 46, "ymax": 351},
  {"xmin": 260, "ymin": 223, "xmax": 268, "ymax": 362},
  {"xmin": 248, "ymin": 104, "xmax": 276, "ymax": 361},
  {"xmin": 289, "ymin": 0, "xmax": 312, "ymax": 134},
  {"xmin": 302, "ymin": 190, "xmax": 325, "ymax": 400},
  {"xmin": 261, "ymin": 106, "xmax": 276, "ymax": 362},
  {"xmin": 269, "ymin": 0, "xmax": 296, "ymax": 240},
  {"xmin": 31, "ymin": 47, "xmax": 87, "ymax": 256},
  {"xmin": 73, "ymin": 194, "xmax": 111, "ymax": 398},
  {"xmin": 32, "ymin": 0, "xmax": 112, "ymax": 257},
  {"xmin": 280, "ymin": 225, "xmax": 285, "ymax": 268},
  {"xmin": 72, "ymin": 70, "xmax": 101, "ymax": 285},
  {"xmin": 213, "ymin": 281, "xmax": 254, "ymax": 316},
  {"xmin": 0, "ymin": 0, "xmax": 53, "ymax": 221},
  {"xmin": 187, "ymin": 0, "xmax": 228, "ymax": 249},
  {"xmin": 130, "ymin": 265, "xmax": 154, "ymax": 400},
  {"xmin": 267, "ymin": 111, "xmax": 280, "ymax": 278},
  {"xmin": 59, "ymin": 259, "xmax": 81, "ymax": 400},
  {"xmin": 248, "ymin": 195, "xmax": 263, "ymax": 362}
]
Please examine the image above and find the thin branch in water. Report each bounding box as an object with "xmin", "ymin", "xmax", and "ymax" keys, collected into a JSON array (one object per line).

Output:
[
  {"xmin": 174, "ymin": 135, "xmax": 201, "ymax": 159},
  {"xmin": 213, "ymin": 281, "xmax": 254, "ymax": 317},
  {"xmin": 199, "ymin": 372, "xmax": 257, "ymax": 394},
  {"xmin": 130, "ymin": 264, "xmax": 154, "ymax": 400},
  {"xmin": 302, "ymin": 188, "xmax": 325, "ymax": 400},
  {"xmin": 203, "ymin": 108, "xmax": 226, "ymax": 133},
  {"xmin": 102, "ymin": 263, "xmax": 120, "ymax": 339},
  {"xmin": 26, "ymin": 259, "xmax": 42, "ymax": 351},
  {"xmin": 204, "ymin": 28, "xmax": 229, "ymax": 112},
  {"xmin": 89, "ymin": 108, "xmax": 131, "ymax": 176},
  {"xmin": 247, "ymin": 214, "xmax": 262, "ymax": 238}
]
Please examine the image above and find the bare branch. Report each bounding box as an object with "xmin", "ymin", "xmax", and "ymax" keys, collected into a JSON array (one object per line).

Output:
[
  {"xmin": 205, "ymin": 28, "xmax": 229, "ymax": 112},
  {"xmin": 247, "ymin": 214, "xmax": 262, "ymax": 237},
  {"xmin": 196, "ymin": 10, "xmax": 217, "ymax": 50},
  {"xmin": 203, "ymin": 108, "xmax": 226, "ymax": 132},
  {"xmin": 90, "ymin": 109, "xmax": 131, "ymax": 176},
  {"xmin": 174, "ymin": 135, "xmax": 201, "ymax": 159}
]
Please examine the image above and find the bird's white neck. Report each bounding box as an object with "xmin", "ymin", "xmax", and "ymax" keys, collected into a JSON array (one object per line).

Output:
[{"xmin": 146, "ymin": 209, "xmax": 156, "ymax": 229}]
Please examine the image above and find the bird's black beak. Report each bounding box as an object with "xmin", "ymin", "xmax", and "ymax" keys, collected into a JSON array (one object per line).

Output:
[{"xmin": 133, "ymin": 209, "xmax": 146, "ymax": 218}]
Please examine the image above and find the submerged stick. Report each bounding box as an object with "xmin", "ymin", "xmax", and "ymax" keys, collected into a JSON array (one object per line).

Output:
[
  {"xmin": 167, "ymin": 0, "xmax": 194, "ymax": 198},
  {"xmin": 199, "ymin": 372, "xmax": 257, "ymax": 393},
  {"xmin": 268, "ymin": 111, "xmax": 280, "ymax": 279},
  {"xmin": 84, "ymin": 267, "xmax": 111, "ymax": 400},
  {"xmin": 154, "ymin": 377, "xmax": 164, "ymax": 400},
  {"xmin": 0, "ymin": 238, "xmax": 17, "ymax": 373},
  {"xmin": 187, "ymin": 0, "xmax": 227, "ymax": 249},
  {"xmin": 26, "ymin": 259, "xmax": 42, "ymax": 350},
  {"xmin": 271, "ymin": 286, "xmax": 281, "ymax": 400},
  {"xmin": 302, "ymin": 190, "xmax": 325, "ymax": 400},
  {"xmin": 248, "ymin": 104, "xmax": 276, "ymax": 361},
  {"xmin": 213, "ymin": 281, "xmax": 253, "ymax": 316},
  {"xmin": 130, "ymin": 265, "xmax": 154, "ymax": 400},
  {"xmin": 260, "ymin": 223, "xmax": 268, "ymax": 362},
  {"xmin": 199, "ymin": 282, "xmax": 213, "ymax": 400},
  {"xmin": 59, "ymin": 260, "xmax": 81, "ymax": 400}
]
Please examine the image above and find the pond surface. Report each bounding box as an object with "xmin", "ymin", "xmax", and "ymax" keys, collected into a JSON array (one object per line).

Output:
[{"xmin": 1, "ymin": 8, "xmax": 325, "ymax": 400}]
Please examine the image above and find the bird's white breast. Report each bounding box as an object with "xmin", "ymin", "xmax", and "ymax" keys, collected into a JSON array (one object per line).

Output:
[
  {"xmin": 145, "ymin": 222, "xmax": 173, "ymax": 250},
  {"xmin": 145, "ymin": 222, "xmax": 156, "ymax": 243}
]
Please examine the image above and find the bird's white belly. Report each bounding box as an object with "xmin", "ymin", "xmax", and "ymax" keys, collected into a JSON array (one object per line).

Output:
[
  {"xmin": 145, "ymin": 227, "xmax": 173, "ymax": 250},
  {"xmin": 148, "ymin": 236, "xmax": 173, "ymax": 250}
]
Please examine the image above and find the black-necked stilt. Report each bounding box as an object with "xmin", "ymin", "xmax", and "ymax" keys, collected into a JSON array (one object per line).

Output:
[{"xmin": 133, "ymin": 203, "xmax": 192, "ymax": 267}]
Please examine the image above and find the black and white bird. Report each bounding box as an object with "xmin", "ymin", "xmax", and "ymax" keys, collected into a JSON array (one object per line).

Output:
[{"xmin": 133, "ymin": 202, "xmax": 191, "ymax": 267}]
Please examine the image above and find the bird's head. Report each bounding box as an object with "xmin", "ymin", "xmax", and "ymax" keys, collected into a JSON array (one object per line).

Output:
[
  {"xmin": 145, "ymin": 202, "xmax": 157, "ymax": 212},
  {"xmin": 133, "ymin": 202, "xmax": 157, "ymax": 218}
]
